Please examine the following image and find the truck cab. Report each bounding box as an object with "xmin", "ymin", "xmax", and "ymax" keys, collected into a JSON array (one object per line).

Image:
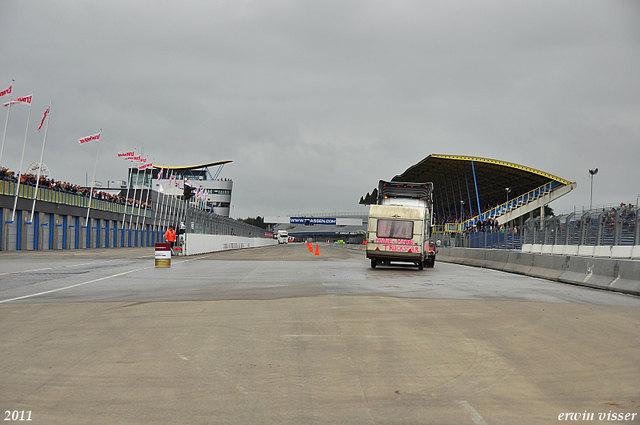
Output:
[{"xmin": 276, "ymin": 230, "xmax": 289, "ymax": 244}]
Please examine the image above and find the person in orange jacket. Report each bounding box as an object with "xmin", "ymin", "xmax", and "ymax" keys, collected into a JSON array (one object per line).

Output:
[{"xmin": 164, "ymin": 226, "xmax": 177, "ymax": 252}]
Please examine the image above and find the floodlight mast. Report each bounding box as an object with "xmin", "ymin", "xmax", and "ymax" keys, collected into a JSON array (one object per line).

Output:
[{"xmin": 589, "ymin": 168, "xmax": 598, "ymax": 210}]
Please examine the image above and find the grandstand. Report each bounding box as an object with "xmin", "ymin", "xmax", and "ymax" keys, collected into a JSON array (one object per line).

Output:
[{"xmin": 360, "ymin": 154, "xmax": 576, "ymax": 232}]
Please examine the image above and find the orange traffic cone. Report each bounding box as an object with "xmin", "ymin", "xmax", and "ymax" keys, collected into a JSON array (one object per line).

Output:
[{"xmin": 314, "ymin": 243, "xmax": 320, "ymax": 256}]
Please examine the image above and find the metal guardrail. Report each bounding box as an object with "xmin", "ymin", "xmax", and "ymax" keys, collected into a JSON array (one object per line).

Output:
[{"xmin": 523, "ymin": 206, "xmax": 639, "ymax": 247}]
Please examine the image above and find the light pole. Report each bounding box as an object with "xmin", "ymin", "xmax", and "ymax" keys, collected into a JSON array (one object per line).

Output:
[{"xmin": 589, "ymin": 168, "xmax": 598, "ymax": 210}]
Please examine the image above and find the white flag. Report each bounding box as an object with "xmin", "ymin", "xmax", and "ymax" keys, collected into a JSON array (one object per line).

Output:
[
  {"xmin": 79, "ymin": 132, "xmax": 100, "ymax": 145},
  {"xmin": 4, "ymin": 94, "xmax": 32, "ymax": 107},
  {"xmin": 117, "ymin": 151, "xmax": 135, "ymax": 160}
]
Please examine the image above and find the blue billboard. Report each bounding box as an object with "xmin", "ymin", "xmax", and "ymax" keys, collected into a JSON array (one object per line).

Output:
[{"xmin": 290, "ymin": 217, "xmax": 337, "ymax": 225}]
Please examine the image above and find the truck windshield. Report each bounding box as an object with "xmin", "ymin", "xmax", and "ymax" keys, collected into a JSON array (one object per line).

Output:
[{"xmin": 376, "ymin": 219, "xmax": 414, "ymax": 239}]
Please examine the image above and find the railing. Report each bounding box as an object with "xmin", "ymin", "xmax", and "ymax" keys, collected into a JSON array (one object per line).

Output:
[
  {"xmin": 1, "ymin": 180, "xmax": 151, "ymax": 218},
  {"xmin": 184, "ymin": 207, "xmax": 269, "ymax": 238},
  {"xmin": 434, "ymin": 228, "xmax": 523, "ymax": 250},
  {"xmin": 523, "ymin": 206, "xmax": 639, "ymax": 247},
  {"xmin": 461, "ymin": 181, "xmax": 563, "ymax": 231}
]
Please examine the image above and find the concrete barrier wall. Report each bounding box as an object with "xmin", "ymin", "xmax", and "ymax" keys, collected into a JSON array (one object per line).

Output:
[
  {"xmin": 184, "ymin": 233, "xmax": 277, "ymax": 256},
  {"xmin": 522, "ymin": 244, "xmax": 640, "ymax": 259},
  {"xmin": 438, "ymin": 247, "xmax": 640, "ymax": 296}
]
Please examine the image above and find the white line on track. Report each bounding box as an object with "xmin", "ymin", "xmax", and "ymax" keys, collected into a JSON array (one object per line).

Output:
[
  {"xmin": 0, "ymin": 265, "xmax": 152, "ymax": 304},
  {"xmin": 0, "ymin": 254, "xmax": 208, "ymax": 304},
  {"xmin": 456, "ymin": 400, "xmax": 488, "ymax": 425},
  {"xmin": 0, "ymin": 258, "xmax": 136, "ymax": 276}
]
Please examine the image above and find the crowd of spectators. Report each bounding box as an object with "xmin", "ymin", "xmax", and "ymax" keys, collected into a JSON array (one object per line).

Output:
[
  {"xmin": 602, "ymin": 203, "xmax": 637, "ymax": 231},
  {"xmin": 0, "ymin": 167, "xmax": 151, "ymax": 210}
]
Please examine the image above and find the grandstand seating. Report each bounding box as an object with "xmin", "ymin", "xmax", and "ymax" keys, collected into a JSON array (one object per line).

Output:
[{"xmin": 460, "ymin": 181, "xmax": 576, "ymax": 232}]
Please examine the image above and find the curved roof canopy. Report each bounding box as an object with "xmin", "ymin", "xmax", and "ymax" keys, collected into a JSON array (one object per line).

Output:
[
  {"xmin": 361, "ymin": 154, "xmax": 572, "ymax": 219},
  {"xmin": 152, "ymin": 160, "xmax": 232, "ymax": 171}
]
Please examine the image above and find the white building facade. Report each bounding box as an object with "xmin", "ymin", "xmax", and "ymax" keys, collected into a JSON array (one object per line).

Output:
[{"xmin": 130, "ymin": 160, "xmax": 234, "ymax": 217}]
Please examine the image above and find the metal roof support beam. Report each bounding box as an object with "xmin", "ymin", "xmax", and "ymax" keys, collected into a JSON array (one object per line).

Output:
[
  {"xmin": 212, "ymin": 164, "xmax": 224, "ymax": 180},
  {"xmin": 456, "ymin": 166, "xmax": 467, "ymax": 221},
  {"xmin": 471, "ymin": 160, "xmax": 482, "ymax": 217},
  {"xmin": 463, "ymin": 165, "xmax": 474, "ymax": 218}
]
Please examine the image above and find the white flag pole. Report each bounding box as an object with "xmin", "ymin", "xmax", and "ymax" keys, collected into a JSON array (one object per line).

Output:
[
  {"xmin": 85, "ymin": 130, "xmax": 101, "ymax": 226},
  {"xmin": 157, "ymin": 170, "xmax": 169, "ymax": 232},
  {"xmin": 152, "ymin": 168, "xmax": 160, "ymax": 232},
  {"xmin": 135, "ymin": 157, "xmax": 147, "ymax": 230},
  {"xmin": 129, "ymin": 154, "xmax": 143, "ymax": 230},
  {"xmin": 121, "ymin": 150, "xmax": 134, "ymax": 229},
  {"xmin": 30, "ymin": 101, "xmax": 51, "ymax": 223},
  {"xmin": 160, "ymin": 192, "xmax": 168, "ymax": 231},
  {"xmin": 162, "ymin": 191, "xmax": 170, "ymax": 231},
  {"xmin": 141, "ymin": 159, "xmax": 153, "ymax": 230},
  {"xmin": 0, "ymin": 80, "xmax": 15, "ymax": 169},
  {"xmin": 11, "ymin": 94, "xmax": 33, "ymax": 222}
]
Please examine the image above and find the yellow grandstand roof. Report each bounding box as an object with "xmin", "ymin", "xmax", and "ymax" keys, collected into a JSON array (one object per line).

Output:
[{"xmin": 361, "ymin": 154, "xmax": 573, "ymax": 219}]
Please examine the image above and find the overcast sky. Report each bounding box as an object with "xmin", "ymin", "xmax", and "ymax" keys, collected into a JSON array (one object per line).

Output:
[{"xmin": 1, "ymin": 0, "xmax": 639, "ymax": 219}]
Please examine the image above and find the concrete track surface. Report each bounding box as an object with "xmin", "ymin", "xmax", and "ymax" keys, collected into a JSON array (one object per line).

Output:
[{"xmin": 1, "ymin": 244, "xmax": 639, "ymax": 425}]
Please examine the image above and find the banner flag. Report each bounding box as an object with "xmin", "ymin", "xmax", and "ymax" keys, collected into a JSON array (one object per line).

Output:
[
  {"xmin": 0, "ymin": 85, "xmax": 11, "ymax": 97},
  {"xmin": 79, "ymin": 132, "xmax": 100, "ymax": 145},
  {"xmin": 37, "ymin": 105, "xmax": 50, "ymax": 132},
  {"xmin": 158, "ymin": 167, "xmax": 164, "ymax": 179},
  {"xmin": 117, "ymin": 151, "xmax": 135, "ymax": 159},
  {"xmin": 139, "ymin": 162, "xmax": 153, "ymax": 170},
  {"xmin": 184, "ymin": 178, "xmax": 192, "ymax": 187},
  {"xmin": 4, "ymin": 94, "xmax": 32, "ymax": 107}
]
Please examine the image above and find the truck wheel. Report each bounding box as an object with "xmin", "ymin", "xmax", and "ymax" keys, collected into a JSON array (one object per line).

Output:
[{"xmin": 371, "ymin": 259, "xmax": 377, "ymax": 269}]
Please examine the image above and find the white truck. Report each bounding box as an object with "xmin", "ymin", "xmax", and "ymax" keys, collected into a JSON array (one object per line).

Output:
[
  {"xmin": 366, "ymin": 180, "xmax": 436, "ymax": 270},
  {"xmin": 276, "ymin": 230, "xmax": 289, "ymax": 244}
]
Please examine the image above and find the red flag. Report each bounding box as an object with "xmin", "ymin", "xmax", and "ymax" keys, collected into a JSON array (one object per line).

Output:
[
  {"xmin": 4, "ymin": 94, "xmax": 32, "ymax": 107},
  {"xmin": 0, "ymin": 85, "xmax": 11, "ymax": 97},
  {"xmin": 78, "ymin": 132, "xmax": 100, "ymax": 144},
  {"xmin": 37, "ymin": 105, "xmax": 50, "ymax": 132}
]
